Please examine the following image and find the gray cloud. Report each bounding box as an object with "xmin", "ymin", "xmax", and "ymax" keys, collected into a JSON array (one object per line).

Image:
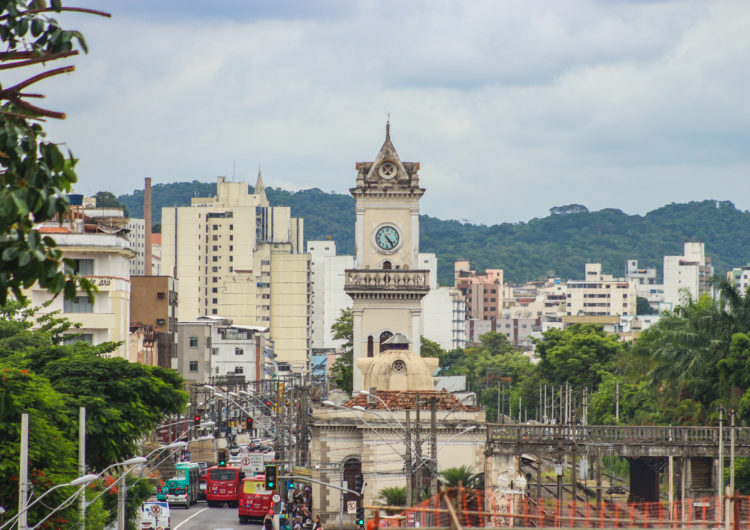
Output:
[{"xmin": 36, "ymin": 0, "xmax": 750, "ymax": 225}]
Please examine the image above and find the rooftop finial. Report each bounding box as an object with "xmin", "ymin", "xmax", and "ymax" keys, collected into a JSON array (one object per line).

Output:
[{"xmin": 386, "ymin": 114, "xmax": 391, "ymax": 141}]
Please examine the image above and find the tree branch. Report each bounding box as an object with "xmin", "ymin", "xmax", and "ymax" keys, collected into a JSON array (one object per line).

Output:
[
  {"xmin": 0, "ymin": 7, "xmax": 111, "ymax": 20},
  {"xmin": 0, "ymin": 50, "xmax": 79, "ymax": 71}
]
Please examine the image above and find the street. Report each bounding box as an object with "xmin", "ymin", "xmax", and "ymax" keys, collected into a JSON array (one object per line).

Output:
[{"xmin": 170, "ymin": 501, "xmax": 262, "ymax": 530}]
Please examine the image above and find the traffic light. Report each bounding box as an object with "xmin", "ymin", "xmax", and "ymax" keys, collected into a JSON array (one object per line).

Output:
[
  {"xmin": 246, "ymin": 417, "xmax": 254, "ymax": 431},
  {"xmin": 193, "ymin": 414, "xmax": 201, "ymax": 427},
  {"xmin": 264, "ymin": 464, "xmax": 277, "ymax": 491},
  {"xmin": 354, "ymin": 474, "xmax": 364, "ymax": 493},
  {"xmin": 287, "ymin": 480, "xmax": 295, "ymax": 490},
  {"xmin": 356, "ymin": 506, "xmax": 365, "ymax": 526},
  {"xmin": 218, "ymin": 449, "xmax": 227, "ymax": 467},
  {"xmin": 265, "ymin": 399, "xmax": 272, "ymax": 407}
]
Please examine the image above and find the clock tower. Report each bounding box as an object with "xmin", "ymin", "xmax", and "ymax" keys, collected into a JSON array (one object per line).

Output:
[{"xmin": 345, "ymin": 123, "xmax": 430, "ymax": 392}]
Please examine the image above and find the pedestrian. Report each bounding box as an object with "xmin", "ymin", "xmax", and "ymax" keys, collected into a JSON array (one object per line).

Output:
[
  {"xmin": 293, "ymin": 515, "xmax": 302, "ymax": 530},
  {"xmin": 264, "ymin": 510, "xmax": 275, "ymax": 530},
  {"xmin": 312, "ymin": 514, "xmax": 323, "ymax": 530}
]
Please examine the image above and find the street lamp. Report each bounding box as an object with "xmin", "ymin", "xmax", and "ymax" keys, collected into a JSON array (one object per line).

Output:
[{"xmin": 0, "ymin": 474, "xmax": 99, "ymax": 530}]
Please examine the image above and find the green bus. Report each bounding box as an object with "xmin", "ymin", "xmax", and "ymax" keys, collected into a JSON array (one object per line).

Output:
[{"xmin": 157, "ymin": 462, "xmax": 201, "ymax": 509}]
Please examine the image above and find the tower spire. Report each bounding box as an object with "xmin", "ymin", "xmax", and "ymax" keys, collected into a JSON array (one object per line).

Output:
[
  {"xmin": 255, "ymin": 166, "xmax": 268, "ymax": 206},
  {"xmin": 385, "ymin": 114, "xmax": 390, "ymax": 141}
]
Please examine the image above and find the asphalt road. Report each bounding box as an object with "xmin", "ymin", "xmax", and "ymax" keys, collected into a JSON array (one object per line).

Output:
[{"xmin": 170, "ymin": 500, "xmax": 263, "ymax": 530}]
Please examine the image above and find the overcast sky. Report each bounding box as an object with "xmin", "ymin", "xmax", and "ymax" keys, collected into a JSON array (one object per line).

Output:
[{"xmin": 28, "ymin": 0, "xmax": 750, "ymax": 224}]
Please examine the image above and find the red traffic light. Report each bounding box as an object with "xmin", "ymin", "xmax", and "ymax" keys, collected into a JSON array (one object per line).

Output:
[
  {"xmin": 265, "ymin": 400, "xmax": 272, "ymax": 407},
  {"xmin": 193, "ymin": 414, "xmax": 201, "ymax": 426},
  {"xmin": 246, "ymin": 417, "xmax": 254, "ymax": 430}
]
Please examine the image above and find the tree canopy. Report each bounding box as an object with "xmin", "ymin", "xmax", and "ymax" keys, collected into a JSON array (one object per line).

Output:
[
  {"xmin": 0, "ymin": 302, "xmax": 187, "ymax": 525},
  {"xmin": 0, "ymin": 0, "xmax": 106, "ymax": 304}
]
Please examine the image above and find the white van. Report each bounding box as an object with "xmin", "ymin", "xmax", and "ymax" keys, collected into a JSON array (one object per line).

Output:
[{"xmin": 141, "ymin": 501, "xmax": 171, "ymax": 530}]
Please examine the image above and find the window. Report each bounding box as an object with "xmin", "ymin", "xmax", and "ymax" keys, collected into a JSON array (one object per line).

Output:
[
  {"xmin": 64, "ymin": 296, "xmax": 93, "ymax": 313},
  {"xmin": 234, "ymin": 366, "xmax": 244, "ymax": 374},
  {"xmin": 212, "ymin": 266, "xmax": 218, "ymax": 272},
  {"xmin": 72, "ymin": 259, "xmax": 94, "ymax": 275},
  {"xmin": 212, "ymin": 256, "xmax": 218, "ymax": 262},
  {"xmin": 229, "ymin": 267, "xmax": 233, "ymax": 272},
  {"xmin": 229, "ymin": 224, "xmax": 233, "ymax": 230},
  {"xmin": 213, "ymin": 224, "xmax": 218, "ymax": 230},
  {"xmin": 189, "ymin": 336, "xmax": 198, "ymax": 347},
  {"xmin": 212, "ymin": 287, "xmax": 218, "ymax": 293},
  {"xmin": 156, "ymin": 318, "xmax": 166, "ymax": 326},
  {"xmin": 367, "ymin": 336, "xmax": 374, "ymax": 357},
  {"xmin": 212, "ymin": 348, "xmax": 219, "ymax": 355},
  {"xmin": 211, "ymin": 308, "xmax": 217, "ymax": 314},
  {"xmin": 212, "ymin": 298, "xmax": 218, "ymax": 304},
  {"xmin": 235, "ymin": 347, "xmax": 244, "ymax": 355},
  {"xmin": 212, "ymin": 277, "xmax": 218, "ymax": 283},
  {"xmin": 189, "ymin": 361, "xmax": 198, "ymax": 372},
  {"xmin": 157, "ymin": 292, "xmax": 166, "ymax": 299},
  {"xmin": 213, "ymin": 245, "xmax": 218, "ymax": 251},
  {"xmin": 229, "ymin": 256, "xmax": 233, "ymax": 262},
  {"xmin": 229, "ymin": 245, "xmax": 233, "ymax": 251},
  {"xmin": 62, "ymin": 333, "xmax": 93, "ymax": 345}
]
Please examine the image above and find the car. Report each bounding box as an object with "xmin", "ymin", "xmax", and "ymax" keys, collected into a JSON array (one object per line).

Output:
[{"xmin": 141, "ymin": 501, "xmax": 171, "ymax": 530}]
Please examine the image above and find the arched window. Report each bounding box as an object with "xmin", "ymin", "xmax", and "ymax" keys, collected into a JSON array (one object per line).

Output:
[
  {"xmin": 382, "ymin": 260, "xmax": 392, "ymax": 270},
  {"xmin": 367, "ymin": 336, "xmax": 374, "ymax": 357},
  {"xmin": 379, "ymin": 331, "xmax": 393, "ymax": 352}
]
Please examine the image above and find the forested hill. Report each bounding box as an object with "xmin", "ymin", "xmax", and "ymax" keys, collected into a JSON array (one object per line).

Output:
[{"xmin": 113, "ymin": 182, "xmax": 750, "ymax": 286}]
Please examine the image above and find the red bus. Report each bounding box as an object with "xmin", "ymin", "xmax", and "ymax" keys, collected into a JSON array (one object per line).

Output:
[
  {"xmin": 238, "ymin": 475, "xmax": 274, "ymax": 523},
  {"xmin": 206, "ymin": 465, "xmax": 242, "ymax": 507}
]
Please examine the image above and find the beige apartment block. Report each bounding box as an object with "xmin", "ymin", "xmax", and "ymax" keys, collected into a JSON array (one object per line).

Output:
[
  {"xmin": 566, "ymin": 263, "xmax": 636, "ymax": 317},
  {"xmin": 161, "ymin": 173, "xmax": 310, "ymax": 371},
  {"xmin": 29, "ymin": 199, "xmax": 135, "ymax": 358}
]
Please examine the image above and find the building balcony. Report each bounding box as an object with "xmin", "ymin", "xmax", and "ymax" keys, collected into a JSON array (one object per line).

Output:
[{"xmin": 344, "ymin": 269, "xmax": 430, "ymax": 299}]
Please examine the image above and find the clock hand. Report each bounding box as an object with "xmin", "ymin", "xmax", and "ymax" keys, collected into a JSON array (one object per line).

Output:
[{"xmin": 385, "ymin": 235, "xmax": 394, "ymax": 246}]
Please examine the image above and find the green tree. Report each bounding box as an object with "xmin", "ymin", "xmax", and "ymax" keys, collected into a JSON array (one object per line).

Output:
[
  {"xmin": 0, "ymin": 302, "xmax": 187, "ymax": 470},
  {"xmin": 330, "ymin": 308, "xmax": 353, "ymax": 394},
  {"xmin": 534, "ymin": 325, "xmax": 622, "ymax": 389},
  {"xmin": 376, "ymin": 486, "xmax": 406, "ymax": 510},
  {"xmin": 636, "ymin": 296, "xmax": 657, "ymax": 315},
  {"xmin": 0, "ymin": 1, "xmax": 106, "ymax": 304},
  {"xmin": 94, "ymin": 191, "xmax": 129, "ymax": 216},
  {"xmin": 440, "ymin": 465, "xmax": 482, "ymax": 489}
]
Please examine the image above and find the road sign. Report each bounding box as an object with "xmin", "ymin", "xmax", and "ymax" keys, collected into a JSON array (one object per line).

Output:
[
  {"xmin": 241, "ymin": 456, "xmax": 251, "ymax": 467},
  {"xmin": 347, "ymin": 501, "xmax": 357, "ymax": 514},
  {"xmin": 272, "ymin": 494, "xmax": 281, "ymax": 503}
]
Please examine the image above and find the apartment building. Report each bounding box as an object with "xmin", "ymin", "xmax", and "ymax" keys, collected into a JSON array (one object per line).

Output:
[
  {"xmin": 566, "ymin": 263, "xmax": 636, "ymax": 317},
  {"xmin": 727, "ymin": 265, "xmax": 750, "ymax": 294},
  {"xmin": 130, "ymin": 275, "xmax": 178, "ymax": 368},
  {"xmin": 177, "ymin": 316, "xmax": 271, "ymax": 386},
  {"xmin": 125, "ymin": 218, "xmax": 146, "ymax": 276},
  {"xmin": 454, "ymin": 260, "xmax": 503, "ymax": 320},
  {"xmin": 307, "ymin": 241, "xmax": 355, "ymax": 353},
  {"xmin": 29, "ymin": 196, "xmax": 135, "ymax": 358},
  {"xmin": 625, "ymin": 259, "xmax": 664, "ymax": 312},
  {"xmin": 161, "ymin": 173, "xmax": 310, "ymax": 372},
  {"xmin": 663, "ymin": 241, "xmax": 713, "ymax": 310}
]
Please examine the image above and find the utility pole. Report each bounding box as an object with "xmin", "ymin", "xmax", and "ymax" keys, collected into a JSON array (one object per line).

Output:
[
  {"xmin": 615, "ymin": 379, "xmax": 620, "ymax": 423},
  {"xmin": 19, "ymin": 413, "xmax": 29, "ymax": 530},
  {"xmin": 405, "ymin": 410, "xmax": 413, "ymax": 506},
  {"xmin": 415, "ymin": 393, "xmax": 422, "ymax": 502},
  {"xmin": 497, "ymin": 381, "xmax": 501, "ymax": 423},
  {"xmin": 117, "ymin": 477, "xmax": 127, "ymax": 530},
  {"xmin": 79, "ymin": 407, "xmax": 86, "ymax": 530},
  {"xmin": 429, "ymin": 398, "xmax": 438, "ymax": 496},
  {"xmin": 718, "ymin": 408, "xmax": 724, "ymax": 525}
]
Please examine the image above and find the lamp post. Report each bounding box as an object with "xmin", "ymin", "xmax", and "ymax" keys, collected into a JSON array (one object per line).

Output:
[{"xmin": 0, "ymin": 474, "xmax": 99, "ymax": 530}]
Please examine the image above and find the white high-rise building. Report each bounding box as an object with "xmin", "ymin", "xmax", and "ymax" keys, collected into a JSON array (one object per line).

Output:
[
  {"xmin": 307, "ymin": 241, "xmax": 355, "ymax": 353},
  {"xmin": 125, "ymin": 218, "xmax": 146, "ymax": 276},
  {"xmin": 418, "ymin": 253, "xmax": 466, "ymax": 350},
  {"xmin": 566, "ymin": 263, "xmax": 637, "ymax": 316},
  {"xmin": 626, "ymin": 259, "xmax": 664, "ymax": 313},
  {"xmin": 162, "ymin": 173, "xmax": 311, "ymax": 372},
  {"xmin": 663, "ymin": 241, "xmax": 713, "ymax": 310}
]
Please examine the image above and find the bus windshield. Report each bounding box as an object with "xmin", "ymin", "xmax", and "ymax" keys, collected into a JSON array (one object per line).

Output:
[{"xmin": 209, "ymin": 469, "xmax": 237, "ymax": 481}]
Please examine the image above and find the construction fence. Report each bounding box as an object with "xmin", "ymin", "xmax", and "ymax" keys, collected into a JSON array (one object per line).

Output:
[{"xmin": 367, "ymin": 488, "xmax": 750, "ymax": 529}]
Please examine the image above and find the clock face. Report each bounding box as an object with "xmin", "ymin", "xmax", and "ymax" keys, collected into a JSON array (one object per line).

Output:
[
  {"xmin": 375, "ymin": 225, "xmax": 400, "ymax": 251},
  {"xmin": 378, "ymin": 162, "xmax": 397, "ymax": 179}
]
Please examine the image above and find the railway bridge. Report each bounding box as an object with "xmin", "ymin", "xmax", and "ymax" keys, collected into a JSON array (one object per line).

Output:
[{"xmin": 485, "ymin": 423, "xmax": 750, "ymax": 505}]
